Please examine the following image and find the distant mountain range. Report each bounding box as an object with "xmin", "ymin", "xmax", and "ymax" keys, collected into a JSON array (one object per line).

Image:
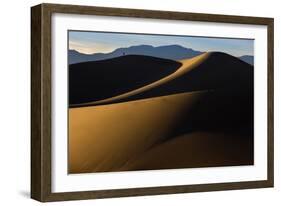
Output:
[
  {"xmin": 68, "ymin": 44, "xmax": 253, "ymax": 65},
  {"xmin": 68, "ymin": 45, "xmax": 202, "ymax": 64},
  {"xmin": 239, "ymin": 55, "xmax": 254, "ymax": 65}
]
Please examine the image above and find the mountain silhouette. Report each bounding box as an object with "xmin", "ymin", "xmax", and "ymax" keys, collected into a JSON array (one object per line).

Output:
[
  {"xmin": 68, "ymin": 45, "xmax": 202, "ymax": 64},
  {"xmin": 239, "ymin": 55, "xmax": 254, "ymax": 65}
]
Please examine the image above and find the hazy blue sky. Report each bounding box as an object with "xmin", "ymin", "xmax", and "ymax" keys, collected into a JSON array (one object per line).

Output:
[{"xmin": 69, "ymin": 30, "xmax": 254, "ymax": 57}]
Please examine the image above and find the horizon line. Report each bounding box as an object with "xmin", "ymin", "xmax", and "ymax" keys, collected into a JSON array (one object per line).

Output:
[{"xmin": 68, "ymin": 44, "xmax": 253, "ymax": 57}]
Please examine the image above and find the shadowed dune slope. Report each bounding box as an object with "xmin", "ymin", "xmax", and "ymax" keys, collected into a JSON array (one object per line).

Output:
[
  {"xmin": 70, "ymin": 52, "xmax": 253, "ymax": 107},
  {"xmin": 120, "ymin": 132, "xmax": 253, "ymax": 171},
  {"xmin": 125, "ymin": 52, "xmax": 253, "ymax": 102},
  {"xmin": 69, "ymin": 55, "xmax": 182, "ymax": 105},
  {"xmin": 73, "ymin": 53, "xmax": 209, "ymax": 107}
]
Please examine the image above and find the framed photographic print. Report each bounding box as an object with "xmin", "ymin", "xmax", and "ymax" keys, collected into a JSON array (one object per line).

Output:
[{"xmin": 31, "ymin": 3, "xmax": 274, "ymax": 202}]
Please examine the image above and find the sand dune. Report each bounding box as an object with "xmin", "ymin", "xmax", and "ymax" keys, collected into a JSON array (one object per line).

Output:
[
  {"xmin": 68, "ymin": 52, "xmax": 254, "ymax": 173},
  {"xmin": 69, "ymin": 55, "xmax": 182, "ymax": 105},
  {"xmin": 69, "ymin": 91, "xmax": 205, "ymax": 173},
  {"xmin": 71, "ymin": 53, "xmax": 209, "ymax": 107},
  {"xmin": 123, "ymin": 51, "xmax": 253, "ymax": 103},
  {"xmin": 71, "ymin": 52, "xmax": 253, "ymax": 107}
]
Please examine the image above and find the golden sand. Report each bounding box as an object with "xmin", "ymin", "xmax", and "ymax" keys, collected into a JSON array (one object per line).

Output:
[{"xmin": 69, "ymin": 91, "xmax": 205, "ymax": 173}]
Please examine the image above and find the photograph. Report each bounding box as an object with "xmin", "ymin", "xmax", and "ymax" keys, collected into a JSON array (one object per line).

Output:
[{"xmin": 68, "ymin": 31, "xmax": 254, "ymax": 174}]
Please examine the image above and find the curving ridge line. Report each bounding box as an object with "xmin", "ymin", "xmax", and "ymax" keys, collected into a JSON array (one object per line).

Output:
[{"xmin": 71, "ymin": 52, "xmax": 210, "ymax": 107}]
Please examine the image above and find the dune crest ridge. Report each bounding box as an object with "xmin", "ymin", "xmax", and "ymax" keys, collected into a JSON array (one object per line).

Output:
[{"xmin": 71, "ymin": 52, "xmax": 210, "ymax": 107}]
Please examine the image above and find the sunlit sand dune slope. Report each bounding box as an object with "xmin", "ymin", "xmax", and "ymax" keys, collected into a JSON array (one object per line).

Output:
[{"xmin": 69, "ymin": 91, "xmax": 205, "ymax": 173}]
